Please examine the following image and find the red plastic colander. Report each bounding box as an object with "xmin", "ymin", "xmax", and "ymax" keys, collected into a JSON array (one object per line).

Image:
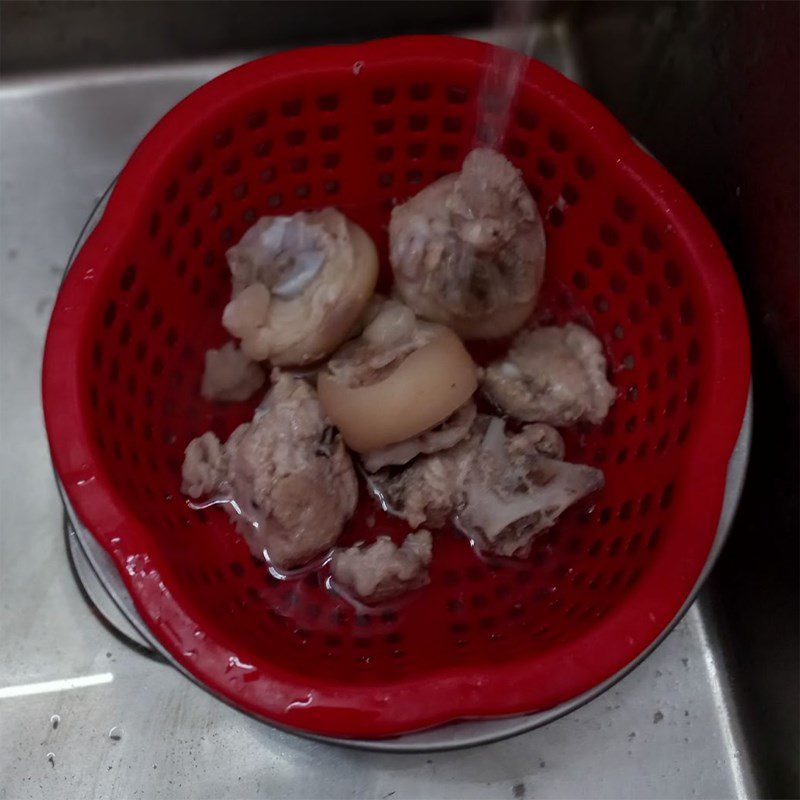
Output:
[{"xmin": 42, "ymin": 36, "xmax": 750, "ymax": 739}]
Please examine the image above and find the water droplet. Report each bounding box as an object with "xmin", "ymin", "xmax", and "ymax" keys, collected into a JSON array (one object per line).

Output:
[
  {"xmin": 46, "ymin": 752, "xmax": 55, "ymax": 767},
  {"xmin": 50, "ymin": 714, "xmax": 60, "ymax": 729},
  {"xmin": 287, "ymin": 694, "xmax": 313, "ymax": 710},
  {"xmin": 352, "ymin": 60, "xmax": 364, "ymax": 76},
  {"xmin": 108, "ymin": 726, "xmax": 123, "ymax": 741},
  {"xmin": 227, "ymin": 655, "xmax": 255, "ymax": 671},
  {"xmin": 266, "ymin": 548, "xmax": 331, "ymax": 581}
]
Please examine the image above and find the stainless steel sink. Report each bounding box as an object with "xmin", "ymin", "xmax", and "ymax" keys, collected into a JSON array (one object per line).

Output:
[{"xmin": 1, "ymin": 4, "xmax": 796, "ymax": 798}]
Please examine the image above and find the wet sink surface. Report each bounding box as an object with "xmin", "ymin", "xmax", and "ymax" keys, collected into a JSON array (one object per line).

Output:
[{"xmin": 0, "ymin": 47, "xmax": 759, "ymax": 799}]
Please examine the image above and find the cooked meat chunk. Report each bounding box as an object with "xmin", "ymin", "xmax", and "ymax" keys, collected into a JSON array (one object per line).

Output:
[
  {"xmin": 330, "ymin": 530, "xmax": 433, "ymax": 603},
  {"xmin": 389, "ymin": 149, "xmax": 545, "ymax": 339},
  {"xmin": 318, "ymin": 298, "xmax": 477, "ymax": 453},
  {"xmin": 222, "ymin": 209, "xmax": 378, "ymax": 366},
  {"xmin": 482, "ymin": 323, "xmax": 616, "ymax": 426},
  {"xmin": 325, "ymin": 298, "xmax": 436, "ymax": 388},
  {"xmin": 181, "ymin": 431, "xmax": 228, "ymax": 499},
  {"xmin": 201, "ymin": 342, "xmax": 266, "ymax": 402},
  {"xmin": 361, "ymin": 399, "xmax": 477, "ymax": 472},
  {"xmin": 370, "ymin": 415, "xmax": 600, "ymax": 556},
  {"xmin": 181, "ymin": 370, "xmax": 358, "ymax": 569},
  {"xmin": 367, "ymin": 422, "xmax": 481, "ymax": 528},
  {"xmin": 454, "ymin": 418, "xmax": 604, "ymax": 558}
]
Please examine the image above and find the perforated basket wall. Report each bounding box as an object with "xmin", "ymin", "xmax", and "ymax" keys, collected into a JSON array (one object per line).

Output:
[{"xmin": 43, "ymin": 37, "xmax": 750, "ymax": 739}]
